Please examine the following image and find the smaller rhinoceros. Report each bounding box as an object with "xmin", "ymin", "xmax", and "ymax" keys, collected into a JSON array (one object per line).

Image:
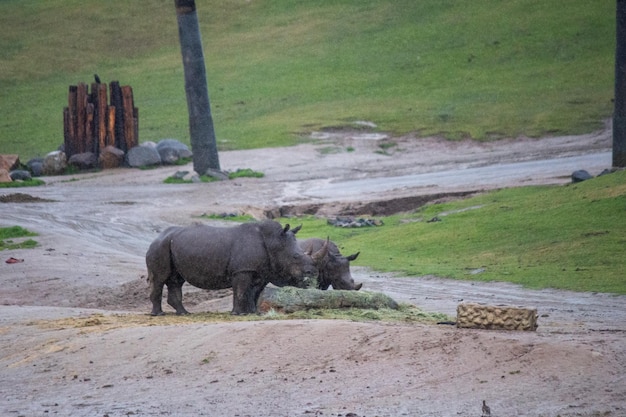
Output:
[{"xmin": 298, "ymin": 238, "xmax": 362, "ymax": 291}]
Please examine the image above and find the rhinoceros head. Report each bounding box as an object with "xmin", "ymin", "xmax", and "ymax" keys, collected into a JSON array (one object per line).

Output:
[
  {"xmin": 265, "ymin": 222, "xmax": 318, "ymax": 288},
  {"xmin": 299, "ymin": 237, "xmax": 362, "ymax": 291}
]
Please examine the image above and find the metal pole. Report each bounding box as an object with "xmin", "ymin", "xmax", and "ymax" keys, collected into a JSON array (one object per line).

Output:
[
  {"xmin": 614, "ymin": 0, "xmax": 626, "ymax": 167},
  {"xmin": 175, "ymin": 0, "xmax": 221, "ymax": 173}
]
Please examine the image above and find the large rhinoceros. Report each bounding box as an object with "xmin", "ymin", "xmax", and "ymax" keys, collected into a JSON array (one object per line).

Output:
[
  {"xmin": 298, "ymin": 238, "xmax": 362, "ymax": 291},
  {"xmin": 146, "ymin": 221, "xmax": 325, "ymax": 315}
]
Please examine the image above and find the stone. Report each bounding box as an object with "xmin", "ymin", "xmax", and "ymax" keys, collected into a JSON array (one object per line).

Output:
[
  {"xmin": 571, "ymin": 169, "xmax": 593, "ymax": 183},
  {"xmin": 68, "ymin": 152, "xmax": 98, "ymax": 170},
  {"xmin": 157, "ymin": 139, "xmax": 192, "ymax": 159},
  {"xmin": 42, "ymin": 150, "xmax": 67, "ymax": 176},
  {"xmin": 0, "ymin": 168, "xmax": 12, "ymax": 183},
  {"xmin": 126, "ymin": 145, "xmax": 161, "ymax": 168},
  {"xmin": 157, "ymin": 146, "xmax": 180, "ymax": 165},
  {"xmin": 26, "ymin": 158, "xmax": 44, "ymax": 177},
  {"xmin": 99, "ymin": 146, "xmax": 125, "ymax": 169},
  {"xmin": 9, "ymin": 170, "xmax": 32, "ymax": 181},
  {"xmin": 172, "ymin": 170, "xmax": 189, "ymax": 179},
  {"xmin": 0, "ymin": 154, "xmax": 20, "ymax": 171},
  {"xmin": 456, "ymin": 303, "xmax": 538, "ymax": 331},
  {"xmin": 327, "ymin": 217, "xmax": 384, "ymax": 228},
  {"xmin": 204, "ymin": 168, "xmax": 229, "ymax": 181}
]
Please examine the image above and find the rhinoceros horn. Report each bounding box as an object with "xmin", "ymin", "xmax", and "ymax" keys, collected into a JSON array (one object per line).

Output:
[
  {"xmin": 287, "ymin": 224, "xmax": 302, "ymax": 235},
  {"xmin": 311, "ymin": 237, "xmax": 330, "ymax": 263},
  {"xmin": 346, "ymin": 251, "xmax": 360, "ymax": 262}
]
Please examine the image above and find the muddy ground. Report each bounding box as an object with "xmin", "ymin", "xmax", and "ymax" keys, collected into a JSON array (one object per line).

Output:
[{"xmin": 1, "ymin": 125, "xmax": 625, "ymax": 417}]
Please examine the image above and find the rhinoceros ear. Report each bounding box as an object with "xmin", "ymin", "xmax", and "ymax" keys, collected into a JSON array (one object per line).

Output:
[
  {"xmin": 346, "ymin": 251, "xmax": 360, "ymax": 262},
  {"xmin": 312, "ymin": 237, "xmax": 330, "ymax": 262},
  {"xmin": 290, "ymin": 224, "xmax": 302, "ymax": 235}
]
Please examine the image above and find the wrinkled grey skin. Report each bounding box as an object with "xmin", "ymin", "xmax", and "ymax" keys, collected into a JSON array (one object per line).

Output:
[
  {"xmin": 298, "ymin": 238, "xmax": 362, "ymax": 291},
  {"xmin": 146, "ymin": 221, "xmax": 320, "ymax": 315}
]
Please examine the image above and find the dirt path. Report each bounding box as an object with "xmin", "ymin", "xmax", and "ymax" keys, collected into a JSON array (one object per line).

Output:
[{"xmin": 1, "ymin": 126, "xmax": 625, "ymax": 416}]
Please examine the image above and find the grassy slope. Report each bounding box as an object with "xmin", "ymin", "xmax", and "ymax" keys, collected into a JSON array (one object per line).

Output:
[
  {"xmin": 0, "ymin": 0, "xmax": 615, "ymax": 159},
  {"xmin": 296, "ymin": 170, "xmax": 626, "ymax": 295}
]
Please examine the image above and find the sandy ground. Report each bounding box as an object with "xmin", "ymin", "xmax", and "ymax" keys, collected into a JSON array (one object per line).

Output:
[{"xmin": 1, "ymin": 125, "xmax": 625, "ymax": 417}]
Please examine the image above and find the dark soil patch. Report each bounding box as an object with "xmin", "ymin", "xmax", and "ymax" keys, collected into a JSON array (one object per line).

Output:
[
  {"xmin": 273, "ymin": 190, "xmax": 480, "ymax": 217},
  {"xmin": 0, "ymin": 193, "xmax": 56, "ymax": 203}
]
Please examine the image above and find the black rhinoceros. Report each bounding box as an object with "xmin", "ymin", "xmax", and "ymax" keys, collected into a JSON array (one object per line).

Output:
[
  {"xmin": 146, "ymin": 221, "xmax": 325, "ymax": 315},
  {"xmin": 298, "ymin": 238, "xmax": 362, "ymax": 291}
]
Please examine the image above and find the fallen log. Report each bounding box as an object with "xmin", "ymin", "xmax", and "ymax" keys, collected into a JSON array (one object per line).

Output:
[{"xmin": 259, "ymin": 286, "xmax": 399, "ymax": 313}]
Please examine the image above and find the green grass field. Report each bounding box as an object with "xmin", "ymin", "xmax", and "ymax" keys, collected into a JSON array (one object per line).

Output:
[
  {"xmin": 295, "ymin": 170, "xmax": 626, "ymax": 294},
  {"xmin": 1, "ymin": 1, "xmax": 621, "ymax": 295},
  {"xmin": 0, "ymin": 0, "xmax": 615, "ymax": 160}
]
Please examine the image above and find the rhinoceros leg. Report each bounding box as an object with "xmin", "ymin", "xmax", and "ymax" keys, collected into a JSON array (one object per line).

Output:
[
  {"xmin": 166, "ymin": 275, "xmax": 190, "ymax": 315},
  {"xmin": 149, "ymin": 275, "xmax": 166, "ymax": 316},
  {"xmin": 231, "ymin": 272, "xmax": 261, "ymax": 315}
]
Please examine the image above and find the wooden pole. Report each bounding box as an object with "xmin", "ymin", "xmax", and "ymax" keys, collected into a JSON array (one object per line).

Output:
[
  {"xmin": 614, "ymin": 0, "xmax": 626, "ymax": 167},
  {"xmin": 109, "ymin": 81, "xmax": 125, "ymax": 151},
  {"xmin": 106, "ymin": 106, "xmax": 116, "ymax": 147},
  {"xmin": 75, "ymin": 83, "xmax": 88, "ymax": 155},
  {"xmin": 66, "ymin": 86, "xmax": 78, "ymax": 157},
  {"xmin": 133, "ymin": 107, "xmax": 139, "ymax": 149},
  {"xmin": 175, "ymin": 0, "xmax": 221, "ymax": 173},
  {"xmin": 96, "ymin": 83, "xmax": 108, "ymax": 155},
  {"xmin": 63, "ymin": 107, "xmax": 70, "ymax": 155},
  {"xmin": 85, "ymin": 102, "xmax": 95, "ymax": 154},
  {"xmin": 121, "ymin": 85, "xmax": 136, "ymax": 152}
]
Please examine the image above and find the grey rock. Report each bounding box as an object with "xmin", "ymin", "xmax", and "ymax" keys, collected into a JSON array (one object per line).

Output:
[
  {"xmin": 157, "ymin": 139, "xmax": 192, "ymax": 159},
  {"xmin": 126, "ymin": 145, "xmax": 161, "ymax": 168},
  {"xmin": 157, "ymin": 146, "xmax": 180, "ymax": 165},
  {"xmin": 42, "ymin": 150, "xmax": 67, "ymax": 176},
  {"xmin": 204, "ymin": 168, "xmax": 229, "ymax": 181},
  {"xmin": 26, "ymin": 158, "xmax": 44, "ymax": 177},
  {"xmin": 327, "ymin": 217, "xmax": 384, "ymax": 228},
  {"xmin": 68, "ymin": 152, "xmax": 98, "ymax": 170},
  {"xmin": 172, "ymin": 170, "xmax": 189, "ymax": 179},
  {"xmin": 99, "ymin": 146, "xmax": 125, "ymax": 169},
  {"xmin": 9, "ymin": 170, "xmax": 32, "ymax": 181},
  {"xmin": 571, "ymin": 169, "xmax": 593, "ymax": 183}
]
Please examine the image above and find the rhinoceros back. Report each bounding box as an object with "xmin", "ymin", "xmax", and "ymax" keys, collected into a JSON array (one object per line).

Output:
[{"xmin": 167, "ymin": 223, "xmax": 263, "ymax": 290}]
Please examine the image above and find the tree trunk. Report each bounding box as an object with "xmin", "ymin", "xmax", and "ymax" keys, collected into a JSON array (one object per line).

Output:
[
  {"xmin": 174, "ymin": 0, "xmax": 221, "ymax": 174},
  {"xmin": 614, "ymin": 0, "xmax": 626, "ymax": 167}
]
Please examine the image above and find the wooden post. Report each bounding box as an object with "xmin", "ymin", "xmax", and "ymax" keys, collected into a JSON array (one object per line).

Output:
[
  {"xmin": 96, "ymin": 83, "xmax": 108, "ymax": 156},
  {"xmin": 175, "ymin": 0, "xmax": 221, "ymax": 173},
  {"xmin": 66, "ymin": 86, "xmax": 78, "ymax": 157},
  {"xmin": 63, "ymin": 107, "xmax": 70, "ymax": 155},
  {"xmin": 121, "ymin": 85, "xmax": 136, "ymax": 152},
  {"xmin": 133, "ymin": 107, "xmax": 139, "ymax": 149},
  {"xmin": 614, "ymin": 0, "xmax": 626, "ymax": 167},
  {"xmin": 64, "ymin": 79, "xmax": 138, "ymax": 164},
  {"xmin": 85, "ymin": 102, "xmax": 95, "ymax": 154},
  {"xmin": 106, "ymin": 106, "xmax": 116, "ymax": 147},
  {"xmin": 75, "ymin": 83, "xmax": 88, "ymax": 155},
  {"xmin": 109, "ymin": 81, "xmax": 125, "ymax": 151}
]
